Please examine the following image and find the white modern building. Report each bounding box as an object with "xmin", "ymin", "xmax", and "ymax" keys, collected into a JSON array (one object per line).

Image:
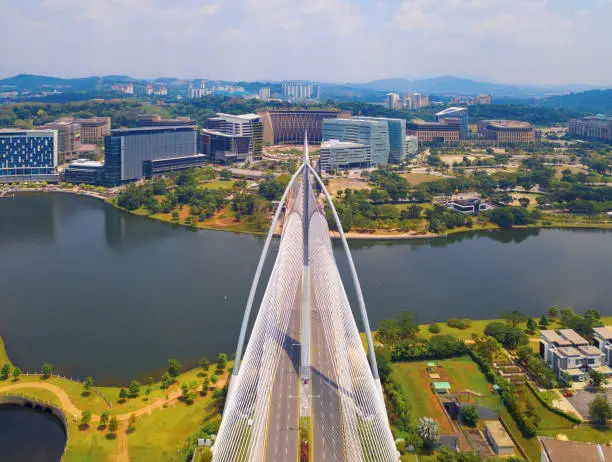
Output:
[
  {"xmin": 205, "ymin": 113, "xmax": 264, "ymax": 161},
  {"xmin": 384, "ymin": 92, "xmax": 400, "ymax": 110},
  {"xmin": 593, "ymin": 326, "xmax": 612, "ymax": 367},
  {"xmin": 319, "ymin": 140, "xmax": 371, "ymax": 172},
  {"xmin": 258, "ymin": 87, "xmax": 271, "ymax": 99}
]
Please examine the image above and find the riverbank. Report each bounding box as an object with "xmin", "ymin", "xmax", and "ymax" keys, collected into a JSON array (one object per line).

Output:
[{"xmin": 0, "ymin": 333, "xmax": 228, "ymax": 462}]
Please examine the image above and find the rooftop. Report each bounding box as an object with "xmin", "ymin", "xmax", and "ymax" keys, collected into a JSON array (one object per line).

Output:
[
  {"xmin": 432, "ymin": 382, "xmax": 451, "ymax": 390},
  {"xmin": 559, "ymin": 329, "xmax": 589, "ymax": 346},
  {"xmin": 321, "ymin": 139, "xmax": 369, "ymax": 149},
  {"xmin": 436, "ymin": 107, "xmax": 467, "ymax": 116},
  {"xmin": 593, "ymin": 326, "xmax": 612, "ymax": 341},
  {"xmin": 0, "ymin": 128, "xmax": 57, "ymax": 135},
  {"xmin": 201, "ymin": 129, "xmax": 248, "ymax": 138},
  {"xmin": 540, "ymin": 330, "xmax": 572, "ymax": 346},
  {"xmin": 111, "ymin": 126, "xmax": 196, "ymax": 135},
  {"xmin": 215, "ymin": 112, "xmax": 261, "ymax": 121},
  {"xmin": 483, "ymin": 120, "xmax": 533, "ymax": 129},
  {"xmin": 484, "ymin": 421, "xmax": 514, "ymax": 448},
  {"xmin": 556, "ymin": 346, "xmax": 582, "ymax": 357},
  {"xmin": 578, "ymin": 345, "xmax": 602, "ymax": 356},
  {"xmin": 68, "ymin": 159, "xmax": 103, "ymax": 168},
  {"xmin": 539, "ymin": 436, "xmax": 612, "ymax": 462}
]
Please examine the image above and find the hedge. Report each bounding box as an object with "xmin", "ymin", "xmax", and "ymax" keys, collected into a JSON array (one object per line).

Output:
[{"xmin": 525, "ymin": 381, "xmax": 582, "ymax": 424}]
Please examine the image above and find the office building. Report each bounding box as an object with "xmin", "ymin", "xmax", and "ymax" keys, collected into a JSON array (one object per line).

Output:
[
  {"xmin": 143, "ymin": 154, "xmax": 207, "ymax": 178},
  {"xmin": 436, "ymin": 107, "xmax": 469, "ymax": 138},
  {"xmin": 104, "ymin": 126, "xmax": 197, "ymax": 186},
  {"xmin": 539, "ymin": 437, "xmax": 612, "ymax": 462},
  {"xmin": 384, "ymin": 93, "xmax": 400, "ymax": 110},
  {"xmin": 319, "ymin": 140, "xmax": 371, "ymax": 172},
  {"xmin": 0, "ymin": 129, "xmax": 58, "ymax": 182},
  {"xmin": 406, "ymin": 135, "xmax": 418, "ymax": 157},
  {"xmin": 138, "ymin": 114, "xmax": 196, "ymax": 128},
  {"xmin": 354, "ymin": 116, "xmax": 407, "ymax": 163},
  {"xmin": 406, "ymin": 120, "xmax": 461, "ymax": 143},
  {"xmin": 40, "ymin": 119, "xmax": 81, "ymax": 163},
  {"xmin": 568, "ymin": 116, "xmax": 612, "ymax": 142},
  {"xmin": 281, "ymin": 81, "xmax": 320, "ymax": 100},
  {"xmin": 201, "ymin": 130, "xmax": 252, "ymax": 164},
  {"xmin": 322, "ymin": 118, "xmax": 390, "ymax": 165},
  {"xmin": 478, "ymin": 120, "xmax": 536, "ymax": 143},
  {"xmin": 63, "ymin": 159, "xmax": 105, "ymax": 185},
  {"xmin": 74, "ymin": 117, "xmax": 111, "ymax": 144},
  {"xmin": 258, "ymin": 109, "xmax": 351, "ymax": 145},
  {"xmin": 258, "ymin": 87, "xmax": 271, "ymax": 99},
  {"xmin": 205, "ymin": 113, "xmax": 263, "ymax": 161}
]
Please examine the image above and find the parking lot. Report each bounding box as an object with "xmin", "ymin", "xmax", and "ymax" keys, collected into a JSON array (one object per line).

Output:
[{"xmin": 566, "ymin": 388, "xmax": 612, "ymax": 419}]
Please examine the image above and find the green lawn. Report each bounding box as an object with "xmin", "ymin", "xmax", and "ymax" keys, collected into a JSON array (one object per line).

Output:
[
  {"xmin": 0, "ymin": 336, "xmax": 11, "ymax": 365},
  {"xmin": 128, "ymin": 396, "xmax": 221, "ymax": 462},
  {"xmin": 417, "ymin": 319, "xmax": 494, "ymax": 341},
  {"xmin": 200, "ymin": 179, "xmax": 235, "ymax": 191},
  {"xmin": 0, "ymin": 387, "xmax": 62, "ymax": 407}
]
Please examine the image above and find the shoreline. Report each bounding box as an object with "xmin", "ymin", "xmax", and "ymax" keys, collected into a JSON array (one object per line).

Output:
[{"xmin": 5, "ymin": 188, "xmax": 612, "ymax": 240}]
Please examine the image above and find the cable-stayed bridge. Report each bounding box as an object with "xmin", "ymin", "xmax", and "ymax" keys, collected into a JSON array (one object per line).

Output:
[{"xmin": 213, "ymin": 137, "xmax": 397, "ymax": 462}]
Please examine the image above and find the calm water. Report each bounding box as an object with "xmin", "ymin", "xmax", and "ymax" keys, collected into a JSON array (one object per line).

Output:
[
  {"xmin": 1, "ymin": 192, "xmax": 612, "ymax": 385},
  {"xmin": 0, "ymin": 405, "xmax": 66, "ymax": 461}
]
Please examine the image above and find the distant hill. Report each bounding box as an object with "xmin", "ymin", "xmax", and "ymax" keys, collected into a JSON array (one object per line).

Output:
[
  {"xmin": 0, "ymin": 74, "xmax": 101, "ymax": 91},
  {"xmin": 355, "ymin": 76, "xmax": 600, "ymax": 98},
  {"xmin": 543, "ymin": 89, "xmax": 612, "ymax": 115}
]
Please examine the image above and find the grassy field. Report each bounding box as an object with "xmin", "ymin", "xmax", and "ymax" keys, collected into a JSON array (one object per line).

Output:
[
  {"xmin": 327, "ymin": 177, "xmax": 371, "ymax": 195},
  {"xmin": 401, "ymin": 172, "xmax": 442, "ymax": 185},
  {"xmin": 391, "ymin": 356, "xmax": 500, "ymax": 435},
  {"xmin": 200, "ymin": 179, "xmax": 235, "ymax": 191},
  {"xmin": 417, "ymin": 319, "xmax": 493, "ymax": 341},
  {"xmin": 0, "ymin": 336, "xmax": 11, "ymax": 365}
]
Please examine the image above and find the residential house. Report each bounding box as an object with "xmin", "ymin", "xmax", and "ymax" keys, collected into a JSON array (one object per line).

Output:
[{"xmin": 592, "ymin": 326, "xmax": 612, "ymax": 367}]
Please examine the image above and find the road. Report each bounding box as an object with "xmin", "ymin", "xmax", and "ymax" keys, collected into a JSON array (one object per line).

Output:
[
  {"xmin": 311, "ymin": 290, "xmax": 345, "ymax": 462},
  {"xmin": 264, "ymin": 288, "xmax": 301, "ymax": 462}
]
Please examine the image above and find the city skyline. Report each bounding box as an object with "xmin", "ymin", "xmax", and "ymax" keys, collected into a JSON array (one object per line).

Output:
[{"xmin": 1, "ymin": 0, "xmax": 612, "ymax": 86}]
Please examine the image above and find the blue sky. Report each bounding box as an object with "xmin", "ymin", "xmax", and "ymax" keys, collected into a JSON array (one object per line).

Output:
[{"xmin": 1, "ymin": 0, "xmax": 611, "ymax": 85}]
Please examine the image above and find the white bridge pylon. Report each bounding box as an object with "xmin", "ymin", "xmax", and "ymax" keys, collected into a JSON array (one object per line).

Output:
[{"xmin": 213, "ymin": 135, "xmax": 398, "ymax": 462}]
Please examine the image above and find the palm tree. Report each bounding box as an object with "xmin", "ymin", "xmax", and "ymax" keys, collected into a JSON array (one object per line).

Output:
[{"xmin": 417, "ymin": 417, "xmax": 440, "ymax": 448}]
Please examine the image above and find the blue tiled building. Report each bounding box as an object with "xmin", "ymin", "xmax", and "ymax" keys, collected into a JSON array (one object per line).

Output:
[{"xmin": 0, "ymin": 129, "xmax": 58, "ymax": 181}]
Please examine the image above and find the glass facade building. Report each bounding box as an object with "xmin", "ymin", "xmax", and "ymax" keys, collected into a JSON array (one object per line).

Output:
[
  {"xmin": 0, "ymin": 129, "xmax": 58, "ymax": 178},
  {"xmin": 104, "ymin": 126, "xmax": 197, "ymax": 186},
  {"xmin": 436, "ymin": 107, "xmax": 469, "ymax": 138},
  {"xmin": 353, "ymin": 117, "xmax": 407, "ymax": 163},
  {"xmin": 319, "ymin": 140, "xmax": 371, "ymax": 172},
  {"xmin": 322, "ymin": 118, "xmax": 390, "ymax": 165}
]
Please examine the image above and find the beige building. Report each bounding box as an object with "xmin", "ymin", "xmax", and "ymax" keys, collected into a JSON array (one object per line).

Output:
[
  {"xmin": 539, "ymin": 437, "xmax": 612, "ymax": 462},
  {"xmin": 74, "ymin": 117, "xmax": 111, "ymax": 144},
  {"xmin": 406, "ymin": 119, "xmax": 461, "ymax": 143},
  {"xmin": 40, "ymin": 119, "xmax": 81, "ymax": 163},
  {"xmin": 478, "ymin": 120, "xmax": 536, "ymax": 143},
  {"xmin": 484, "ymin": 420, "xmax": 515, "ymax": 456}
]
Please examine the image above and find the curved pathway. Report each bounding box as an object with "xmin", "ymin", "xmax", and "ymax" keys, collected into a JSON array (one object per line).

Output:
[{"xmin": 0, "ymin": 381, "xmax": 82, "ymax": 417}]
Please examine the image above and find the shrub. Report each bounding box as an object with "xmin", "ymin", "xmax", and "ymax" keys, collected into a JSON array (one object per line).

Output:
[
  {"xmin": 428, "ymin": 323, "xmax": 441, "ymax": 334},
  {"xmin": 447, "ymin": 318, "xmax": 472, "ymax": 330}
]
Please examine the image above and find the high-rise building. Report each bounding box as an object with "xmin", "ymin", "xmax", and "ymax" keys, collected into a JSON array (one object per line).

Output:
[
  {"xmin": 200, "ymin": 131, "xmax": 252, "ymax": 164},
  {"xmin": 384, "ymin": 93, "xmax": 400, "ymax": 109},
  {"xmin": 353, "ymin": 116, "xmax": 407, "ymax": 163},
  {"xmin": 436, "ymin": 107, "xmax": 469, "ymax": 138},
  {"xmin": 477, "ymin": 120, "xmax": 536, "ymax": 143},
  {"xmin": 258, "ymin": 109, "xmax": 351, "ymax": 145},
  {"xmin": 138, "ymin": 114, "xmax": 196, "ymax": 128},
  {"xmin": 187, "ymin": 81, "xmax": 211, "ymax": 99},
  {"xmin": 205, "ymin": 113, "xmax": 263, "ymax": 161},
  {"xmin": 258, "ymin": 87, "xmax": 271, "ymax": 99},
  {"xmin": 319, "ymin": 140, "xmax": 371, "ymax": 172},
  {"xmin": 74, "ymin": 117, "xmax": 111, "ymax": 144},
  {"xmin": 402, "ymin": 92, "xmax": 430, "ymax": 111},
  {"xmin": 568, "ymin": 116, "xmax": 612, "ymax": 142},
  {"xmin": 40, "ymin": 119, "xmax": 81, "ymax": 163},
  {"xmin": 0, "ymin": 129, "xmax": 58, "ymax": 181},
  {"xmin": 322, "ymin": 118, "xmax": 390, "ymax": 165},
  {"xmin": 146, "ymin": 83, "xmax": 154, "ymax": 96},
  {"xmin": 104, "ymin": 126, "xmax": 198, "ymax": 186},
  {"xmin": 281, "ymin": 81, "xmax": 320, "ymax": 100}
]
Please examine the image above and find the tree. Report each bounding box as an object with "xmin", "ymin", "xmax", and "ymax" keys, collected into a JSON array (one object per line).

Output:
[
  {"xmin": 519, "ymin": 197, "xmax": 530, "ymax": 208},
  {"xmin": 127, "ymin": 414, "xmax": 136, "ymax": 433},
  {"xmin": 526, "ymin": 317, "xmax": 538, "ymax": 334},
  {"xmin": 201, "ymin": 378, "xmax": 210, "ymax": 395},
  {"xmin": 589, "ymin": 369, "xmax": 607, "ymax": 388},
  {"xmin": 83, "ymin": 376, "xmax": 94, "ymax": 393},
  {"xmin": 216, "ymin": 353, "xmax": 228, "ymax": 371},
  {"xmin": 397, "ymin": 311, "xmax": 420, "ymax": 339},
  {"xmin": 147, "ymin": 376, "xmax": 154, "ymax": 387},
  {"xmin": 41, "ymin": 363, "xmax": 53, "ymax": 378},
  {"xmin": 539, "ymin": 314, "xmax": 550, "ymax": 327},
  {"xmin": 501, "ymin": 310, "xmax": 527, "ymax": 327},
  {"xmin": 108, "ymin": 416, "xmax": 119, "ymax": 433},
  {"xmin": 199, "ymin": 356, "xmax": 210, "ymax": 371},
  {"xmin": 474, "ymin": 336, "xmax": 502, "ymax": 362},
  {"xmin": 129, "ymin": 380, "xmax": 141, "ymax": 397},
  {"xmin": 12, "ymin": 367, "xmax": 21, "ymax": 380},
  {"xmin": 417, "ymin": 417, "xmax": 440, "ymax": 448},
  {"xmin": 81, "ymin": 410, "xmax": 92, "ymax": 427},
  {"xmin": 0, "ymin": 364, "xmax": 11, "ymax": 380},
  {"xmin": 119, "ymin": 388, "xmax": 128, "ymax": 401},
  {"xmin": 161, "ymin": 372, "xmax": 172, "ymax": 388},
  {"xmin": 100, "ymin": 411, "xmax": 110, "ymax": 427},
  {"xmin": 167, "ymin": 359, "xmax": 183, "ymax": 378},
  {"xmin": 590, "ymin": 395, "xmax": 612, "ymax": 424},
  {"xmin": 548, "ymin": 305, "xmax": 559, "ymax": 318},
  {"xmin": 460, "ymin": 405, "xmax": 480, "ymax": 427},
  {"xmin": 220, "ymin": 169, "xmax": 232, "ymax": 180},
  {"xmin": 211, "ymin": 374, "xmax": 219, "ymax": 385}
]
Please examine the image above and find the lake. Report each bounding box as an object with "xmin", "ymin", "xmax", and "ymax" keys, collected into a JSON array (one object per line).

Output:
[{"xmin": 1, "ymin": 192, "xmax": 611, "ymax": 385}]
